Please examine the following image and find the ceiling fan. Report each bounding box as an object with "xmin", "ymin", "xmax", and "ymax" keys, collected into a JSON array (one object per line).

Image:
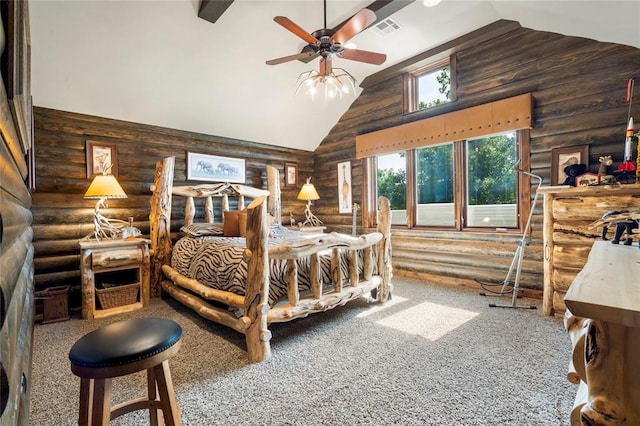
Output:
[{"xmin": 265, "ymin": 1, "xmax": 387, "ymax": 68}]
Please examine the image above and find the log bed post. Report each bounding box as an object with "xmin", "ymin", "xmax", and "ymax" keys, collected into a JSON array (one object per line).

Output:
[
  {"xmin": 376, "ymin": 196, "xmax": 392, "ymax": 302},
  {"xmin": 149, "ymin": 156, "xmax": 175, "ymax": 297},
  {"xmin": 267, "ymin": 166, "xmax": 281, "ymax": 224},
  {"xmin": 244, "ymin": 196, "xmax": 272, "ymax": 362}
]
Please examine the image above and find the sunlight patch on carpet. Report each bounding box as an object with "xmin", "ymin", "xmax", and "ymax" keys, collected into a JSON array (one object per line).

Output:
[
  {"xmin": 355, "ymin": 295, "xmax": 409, "ymax": 318},
  {"xmin": 375, "ymin": 302, "xmax": 479, "ymax": 341}
]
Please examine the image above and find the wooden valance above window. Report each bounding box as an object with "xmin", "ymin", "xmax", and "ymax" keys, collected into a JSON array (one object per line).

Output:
[{"xmin": 355, "ymin": 93, "xmax": 533, "ymax": 158}]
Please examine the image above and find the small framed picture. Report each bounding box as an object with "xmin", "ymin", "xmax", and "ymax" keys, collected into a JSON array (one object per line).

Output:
[
  {"xmin": 86, "ymin": 140, "xmax": 118, "ymax": 178},
  {"xmin": 285, "ymin": 162, "xmax": 298, "ymax": 187},
  {"xmin": 551, "ymin": 145, "xmax": 589, "ymax": 185},
  {"xmin": 338, "ymin": 161, "xmax": 352, "ymax": 213}
]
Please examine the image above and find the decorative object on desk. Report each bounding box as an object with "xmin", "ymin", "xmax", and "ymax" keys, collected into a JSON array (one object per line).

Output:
[
  {"xmin": 338, "ymin": 161, "xmax": 352, "ymax": 213},
  {"xmin": 285, "ymin": 162, "xmax": 298, "ymax": 187},
  {"xmin": 289, "ymin": 211, "xmax": 295, "ymax": 226},
  {"xmin": 186, "ymin": 152, "xmax": 245, "ymax": 183},
  {"xmin": 83, "ymin": 164, "xmax": 128, "ymax": 240},
  {"xmin": 598, "ymin": 155, "xmax": 612, "ymax": 176},
  {"xmin": 562, "ymin": 163, "xmax": 587, "ymax": 186},
  {"xmin": 617, "ymin": 117, "xmax": 637, "ymax": 174},
  {"xmin": 618, "ymin": 78, "xmax": 637, "ymax": 175},
  {"xmin": 551, "ymin": 145, "xmax": 589, "ymax": 185},
  {"xmin": 589, "ymin": 209, "xmax": 640, "ymax": 248},
  {"xmin": 575, "ymin": 172, "xmax": 600, "ymax": 187},
  {"xmin": 86, "ymin": 140, "xmax": 118, "ymax": 179},
  {"xmin": 297, "ymin": 177, "xmax": 322, "ymax": 227}
]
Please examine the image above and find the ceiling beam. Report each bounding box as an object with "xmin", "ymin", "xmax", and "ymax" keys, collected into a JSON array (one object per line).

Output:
[
  {"xmin": 198, "ymin": 0, "xmax": 234, "ymax": 24},
  {"xmin": 360, "ymin": 19, "xmax": 522, "ymax": 88}
]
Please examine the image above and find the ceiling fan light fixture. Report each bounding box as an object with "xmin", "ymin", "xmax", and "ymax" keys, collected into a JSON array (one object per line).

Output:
[{"xmin": 295, "ymin": 61, "xmax": 356, "ymax": 101}]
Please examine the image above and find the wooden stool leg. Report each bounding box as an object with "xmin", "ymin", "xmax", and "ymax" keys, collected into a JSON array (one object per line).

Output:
[
  {"xmin": 147, "ymin": 367, "xmax": 160, "ymax": 426},
  {"xmin": 153, "ymin": 360, "xmax": 181, "ymax": 426},
  {"xmin": 91, "ymin": 378, "xmax": 112, "ymax": 426},
  {"xmin": 78, "ymin": 378, "xmax": 93, "ymax": 426}
]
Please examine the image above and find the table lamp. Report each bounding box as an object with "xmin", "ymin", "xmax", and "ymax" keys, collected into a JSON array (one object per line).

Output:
[
  {"xmin": 84, "ymin": 172, "xmax": 128, "ymax": 240},
  {"xmin": 297, "ymin": 177, "xmax": 322, "ymax": 227}
]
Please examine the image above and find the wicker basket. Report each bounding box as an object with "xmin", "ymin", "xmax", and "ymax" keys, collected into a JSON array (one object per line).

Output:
[{"xmin": 96, "ymin": 282, "xmax": 140, "ymax": 309}]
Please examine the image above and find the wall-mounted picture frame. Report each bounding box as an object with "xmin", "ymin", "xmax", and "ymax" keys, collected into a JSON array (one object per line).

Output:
[
  {"xmin": 186, "ymin": 152, "xmax": 245, "ymax": 183},
  {"xmin": 285, "ymin": 162, "xmax": 298, "ymax": 187},
  {"xmin": 338, "ymin": 161, "xmax": 352, "ymax": 213},
  {"xmin": 551, "ymin": 145, "xmax": 589, "ymax": 185},
  {"xmin": 86, "ymin": 140, "xmax": 118, "ymax": 178}
]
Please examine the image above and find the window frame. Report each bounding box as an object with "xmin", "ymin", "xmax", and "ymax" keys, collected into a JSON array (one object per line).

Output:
[
  {"xmin": 363, "ymin": 129, "xmax": 531, "ymax": 234},
  {"xmin": 403, "ymin": 56, "xmax": 457, "ymax": 114}
]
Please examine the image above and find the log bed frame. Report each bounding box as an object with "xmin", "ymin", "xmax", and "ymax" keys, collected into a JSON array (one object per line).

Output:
[{"xmin": 149, "ymin": 156, "xmax": 392, "ymax": 362}]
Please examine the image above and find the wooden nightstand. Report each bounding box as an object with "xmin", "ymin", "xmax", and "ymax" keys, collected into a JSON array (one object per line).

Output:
[{"xmin": 79, "ymin": 238, "xmax": 150, "ymax": 319}]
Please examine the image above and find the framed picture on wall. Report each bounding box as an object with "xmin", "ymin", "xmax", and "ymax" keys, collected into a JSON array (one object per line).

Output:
[
  {"xmin": 551, "ymin": 145, "xmax": 589, "ymax": 186},
  {"xmin": 285, "ymin": 162, "xmax": 298, "ymax": 187},
  {"xmin": 338, "ymin": 161, "xmax": 352, "ymax": 213},
  {"xmin": 186, "ymin": 152, "xmax": 245, "ymax": 183},
  {"xmin": 86, "ymin": 140, "xmax": 118, "ymax": 178}
]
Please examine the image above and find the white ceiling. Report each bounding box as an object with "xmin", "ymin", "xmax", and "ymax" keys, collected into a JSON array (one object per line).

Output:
[{"xmin": 30, "ymin": 1, "xmax": 640, "ymax": 152}]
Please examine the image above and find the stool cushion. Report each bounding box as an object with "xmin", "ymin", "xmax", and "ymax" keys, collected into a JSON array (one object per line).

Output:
[{"xmin": 69, "ymin": 318, "xmax": 182, "ymax": 369}]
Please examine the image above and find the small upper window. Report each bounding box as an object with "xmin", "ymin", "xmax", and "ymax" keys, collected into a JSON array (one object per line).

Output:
[
  {"xmin": 417, "ymin": 67, "xmax": 450, "ymax": 110},
  {"xmin": 406, "ymin": 57, "xmax": 454, "ymax": 113}
]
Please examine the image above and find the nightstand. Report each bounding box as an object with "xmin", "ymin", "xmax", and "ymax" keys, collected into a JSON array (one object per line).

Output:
[{"xmin": 79, "ymin": 238, "xmax": 150, "ymax": 319}]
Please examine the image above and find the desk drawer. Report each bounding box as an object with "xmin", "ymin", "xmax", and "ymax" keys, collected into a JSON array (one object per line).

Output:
[{"xmin": 92, "ymin": 248, "xmax": 142, "ymax": 269}]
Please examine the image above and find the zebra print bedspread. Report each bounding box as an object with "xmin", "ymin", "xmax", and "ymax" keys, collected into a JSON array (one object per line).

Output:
[{"xmin": 171, "ymin": 225, "xmax": 345, "ymax": 305}]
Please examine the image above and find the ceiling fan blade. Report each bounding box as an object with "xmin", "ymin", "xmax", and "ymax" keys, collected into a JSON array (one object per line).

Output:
[
  {"xmin": 339, "ymin": 48, "xmax": 386, "ymax": 65},
  {"xmin": 331, "ymin": 9, "xmax": 377, "ymax": 45},
  {"xmin": 273, "ymin": 16, "xmax": 318, "ymax": 45},
  {"xmin": 266, "ymin": 51, "xmax": 319, "ymax": 66}
]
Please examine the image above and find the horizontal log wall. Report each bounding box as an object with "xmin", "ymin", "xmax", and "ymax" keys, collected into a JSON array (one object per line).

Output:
[
  {"xmin": 312, "ymin": 26, "xmax": 640, "ymax": 292},
  {"xmin": 32, "ymin": 107, "xmax": 313, "ymax": 310},
  {"xmin": 0, "ymin": 1, "xmax": 34, "ymax": 424}
]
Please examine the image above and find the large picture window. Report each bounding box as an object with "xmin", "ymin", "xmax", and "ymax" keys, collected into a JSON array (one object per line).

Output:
[{"xmin": 375, "ymin": 131, "xmax": 525, "ymax": 231}]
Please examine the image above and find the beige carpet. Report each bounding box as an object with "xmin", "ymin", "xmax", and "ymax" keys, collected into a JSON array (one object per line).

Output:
[{"xmin": 30, "ymin": 277, "xmax": 575, "ymax": 425}]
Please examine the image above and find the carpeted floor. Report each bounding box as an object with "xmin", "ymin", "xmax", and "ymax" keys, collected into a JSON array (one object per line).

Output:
[{"xmin": 30, "ymin": 277, "xmax": 576, "ymax": 425}]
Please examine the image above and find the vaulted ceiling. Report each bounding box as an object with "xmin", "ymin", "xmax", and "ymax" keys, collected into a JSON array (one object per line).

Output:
[{"xmin": 30, "ymin": 1, "xmax": 640, "ymax": 152}]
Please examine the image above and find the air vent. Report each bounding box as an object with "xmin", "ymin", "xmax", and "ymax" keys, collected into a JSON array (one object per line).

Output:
[{"xmin": 372, "ymin": 18, "xmax": 401, "ymax": 37}]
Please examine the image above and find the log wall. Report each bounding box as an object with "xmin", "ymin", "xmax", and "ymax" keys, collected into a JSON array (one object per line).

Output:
[
  {"xmin": 0, "ymin": 2, "xmax": 34, "ymax": 424},
  {"xmin": 311, "ymin": 26, "xmax": 640, "ymax": 292},
  {"xmin": 32, "ymin": 107, "xmax": 313, "ymax": 310}
]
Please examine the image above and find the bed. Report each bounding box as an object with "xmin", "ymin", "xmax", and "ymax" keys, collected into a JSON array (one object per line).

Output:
[{"xmin": 149, "ymin": 156, "xmax": 392, "ymax": 362}]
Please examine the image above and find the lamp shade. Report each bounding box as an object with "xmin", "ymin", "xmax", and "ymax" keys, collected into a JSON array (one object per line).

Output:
[
  {"xmin": 84, "ymin": 174, "xmax": 127, "ymax": 199},
  {"xmin": 297, "ymin": 182, "xmax": 320, "ymax": 201}
]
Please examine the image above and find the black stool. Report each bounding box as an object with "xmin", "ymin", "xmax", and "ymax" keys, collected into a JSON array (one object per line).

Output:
[{"xmin": 69, "ymin": 317, "xmax": 183, "ymax": 426}]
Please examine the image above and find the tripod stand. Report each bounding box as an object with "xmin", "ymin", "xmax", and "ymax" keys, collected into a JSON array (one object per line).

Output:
[{"xmin": 479, "ymin": 168, "xmax": 543, "ymax": 309}]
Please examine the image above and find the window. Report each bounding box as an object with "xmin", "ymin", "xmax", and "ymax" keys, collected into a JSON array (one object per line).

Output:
[
  {"xmin": 405, "ymin": 57, "xmax": 455, "ymax": 113},
  {"xmin": 375, "ymin": 131, "xmax": 525, "ymax": 231}
]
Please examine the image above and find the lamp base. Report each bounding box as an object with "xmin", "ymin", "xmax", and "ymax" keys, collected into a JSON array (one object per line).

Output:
[
  {"xmin": 301, "ymin": 201, "xmax": 323, "ymax": 227},
  {"xmin": 84, "ymin": 198, "xmax": 128, "ymax": 241}
]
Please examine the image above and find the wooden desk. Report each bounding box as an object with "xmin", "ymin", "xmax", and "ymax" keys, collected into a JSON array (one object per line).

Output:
[
  {"xmin": 564, "ymin": 241, "xmax": 640, "ymax": 424},
  {"xmin": 539, "ymin": 184, "xmax": 640, "ymax": 317}
]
